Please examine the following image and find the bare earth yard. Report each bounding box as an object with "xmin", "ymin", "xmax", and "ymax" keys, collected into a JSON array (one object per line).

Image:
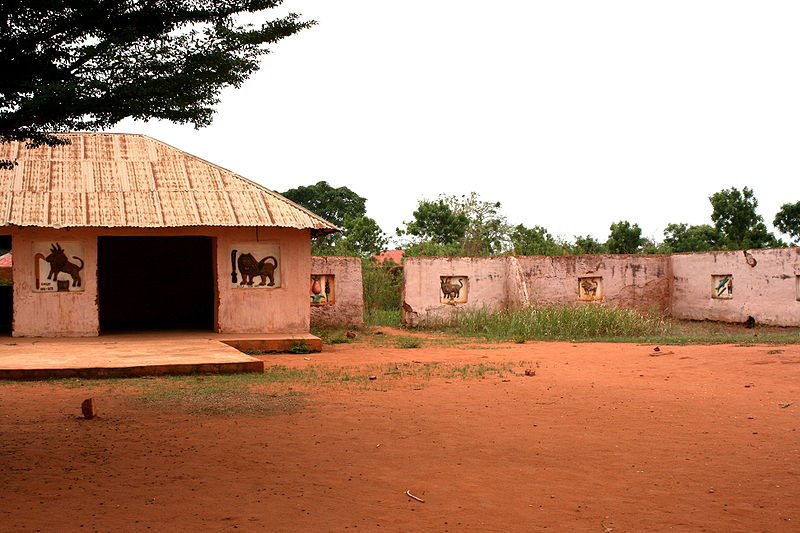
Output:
[{"xmin": 2, "ymin": 331, "xmax": 799, "ymax": 532}]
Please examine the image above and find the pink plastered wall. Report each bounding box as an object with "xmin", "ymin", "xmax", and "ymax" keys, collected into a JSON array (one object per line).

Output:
[
  {"xmin": 9, "ymin": 226, "xmax": 312, "ymax": 336},
  {"xmin": 402, "ymin": 257, "xmax": 511, "ymax": 326},
  {"xmin": 670, "ymin": 248, "xmax": 800, "ymax": 326},
  {"xmin": 513, "ymin": 255, "xmax": 670, "ymax": 312},
  {"xmin": 310, "ymin": 257, "xmax": 364, "ymax": 328},
  {"xmin": 402, "ymin": 250, "xmax": 800, "ymax": 326},
  {"xmin": 11, "ymin": 227, "xmax": 100, "ymax": 336},
  {"xmin": 402, "ymin": 255, "xmax": 668, "ymax": 325},
  {"xmin": 215, "ymin": 227, "xmax": 311, "ymax": 334}
]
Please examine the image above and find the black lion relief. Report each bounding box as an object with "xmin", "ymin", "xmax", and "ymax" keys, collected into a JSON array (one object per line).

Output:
[{"xmin": 236, "ymin": 252, "xmax": 278, "ymax": 287}]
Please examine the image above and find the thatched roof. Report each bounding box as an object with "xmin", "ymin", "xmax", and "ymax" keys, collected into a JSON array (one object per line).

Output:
[{"xmin": 0, "ymin": 133, "xmax": 338, "ymax": 234}]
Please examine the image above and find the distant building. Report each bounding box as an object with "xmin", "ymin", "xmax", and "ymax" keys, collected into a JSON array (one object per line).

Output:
[{"xmin": 374, "ymin": 249, "xmax": 404, "ymax": 265}]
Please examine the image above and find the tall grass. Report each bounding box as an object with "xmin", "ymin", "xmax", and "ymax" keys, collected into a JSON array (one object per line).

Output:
[
  {"xmin": 447, "ymin": 304, "xmax": 671, "ymax": 341},
  {"xmin": 362, "ymin": 259, "xmax": 403, "ymax": 326},
  {"xmin": 364, "ymin": 308, "xmax": 402, "ymax": 326}
]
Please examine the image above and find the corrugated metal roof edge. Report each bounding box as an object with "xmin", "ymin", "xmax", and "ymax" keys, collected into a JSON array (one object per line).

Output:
[
  {"xmin": 0, "ymin": 221, "xmax": 331, "ymax": 234},
  {"xmin": 126, "ymin": 133, "xmax": 340, "ymax": 234}
]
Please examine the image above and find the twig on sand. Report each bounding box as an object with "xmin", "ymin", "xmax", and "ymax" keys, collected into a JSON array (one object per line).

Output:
[
  {"xmin": 405, "ymin": 490, "xmax": 425, "ymax": 503},
  {"xmin": 601, "ymin": 521, "xmax": 614, "ymax": 532}
]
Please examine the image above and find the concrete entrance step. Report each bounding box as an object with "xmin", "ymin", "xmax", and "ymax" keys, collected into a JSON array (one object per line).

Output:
[
  {"xmin": 0, "ymin": 332, "xmax": 322, "ymax": 380},
  {"xmin": 219, "ymin": 333, "xmax": 322, "ymax": 354}
]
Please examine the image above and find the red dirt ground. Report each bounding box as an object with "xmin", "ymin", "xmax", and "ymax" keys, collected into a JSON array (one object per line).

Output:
[{"xmin": 2, "ymin": 335, "xmax": 799, "ymax": 532}]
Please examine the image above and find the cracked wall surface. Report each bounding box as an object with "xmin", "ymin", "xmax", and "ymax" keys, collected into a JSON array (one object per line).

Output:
[{"xmin": 402, "ymin": 249, "xmax": 800, "ymax": 326}]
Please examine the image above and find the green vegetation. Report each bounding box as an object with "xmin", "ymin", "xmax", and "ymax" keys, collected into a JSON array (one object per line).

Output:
[
  {"xmin": 288, "ymin": 185, "xmax": 798, "ymax": 258},
  {"xmin": 281, "ymin": 181, "xmax": 387, "ymax": 257},
  {"xmin": 395, "ymin": 336, "xmax": 422, "ymax": 349},
  {"xmin": 709, "ymin": 186, "xmax": 779, "ymax": 249},
  {"xmin": 1, "ymin": 2, "xmax": 314, "ymax": 169},
  {"xmin": 288, "ymin": 341, "xmax": 313, "ymax": 354},
  {"xmin": 415, "ymin": 305, "xmax": 800, "ymax": 344},
  {"xmin": 398, "ymin": 192, "xmax": 510, "ymax": 257},
  {"xmin": 606, "ymin": 221, "xmax": 646, "ymax": 254},
  {"xmin": 1, "ymin": 360, "xmax": 536, "ymax": 407},
  {"xmin": 423, "ymin": 305, "xmax": 670, "ymax": 341},
  {"xmin": 311, "ymin": 327, "xmax": 358, "ymax": 345},
  {"xmin": 362, "ymin": 259, "xmax": 402, "ymax": 326},
  {"xmin": 774, "ymin": 201, "xmax": 800, "ymax": 245},
  {"xmin": 364, "ymin": 308, "xmax": 402, "ymax": 327}
]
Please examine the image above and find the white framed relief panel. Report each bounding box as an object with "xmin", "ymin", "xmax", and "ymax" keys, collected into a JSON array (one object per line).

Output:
[
  {"xmin": 440, "ymin": 276, "xmax": 468, "ymax": 304},
  {"xmin": 33, "ymin": 242, "xmax": 86, "ymax": 292},
  {"xmin": 578, "ymin": 276, "xmax": 603, "ymax": 301},
  {"xmin": 712, "ymin": 274, "xmax": 733, "ymax": 299},
  {"xmin": 230, "ymin": 243, "xmax": 281, "ymax": 288}
]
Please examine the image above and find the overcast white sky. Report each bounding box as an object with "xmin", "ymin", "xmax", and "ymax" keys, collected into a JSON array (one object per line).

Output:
[{"xmin": 114, "ymin": 1, "xmax": 800, "ymax": 246}]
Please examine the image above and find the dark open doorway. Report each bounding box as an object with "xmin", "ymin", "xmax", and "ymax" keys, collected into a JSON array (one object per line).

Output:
[
  {"xmin": 98, "ymin": 236, "xmax": 215, "ymax": 332},
  {"xmin": 0, "ymin": 235, "xmax": 12, "ymax": 334}
]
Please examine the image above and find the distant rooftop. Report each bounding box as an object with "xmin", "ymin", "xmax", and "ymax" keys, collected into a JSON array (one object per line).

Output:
[
  {"xmin": 0, "ymin": 133, "xmax": 338, "ymax": 233},
  {"xmin": 374, "ymin": 249, "xmax": 404, "ymax": 264}
]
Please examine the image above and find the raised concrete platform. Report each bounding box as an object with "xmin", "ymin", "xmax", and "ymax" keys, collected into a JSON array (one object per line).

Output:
[
  {"xmin": 220, "ymin": 333, "xmax": 322, "ymax": 354},
  {"xmin": 0, "ymin": 332, "xmax": 322, "ymax": 380}
]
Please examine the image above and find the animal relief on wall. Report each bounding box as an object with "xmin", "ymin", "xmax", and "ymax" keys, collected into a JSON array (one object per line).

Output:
[
  {"xmin": 230, "ymin": 243, "xmax": 281, "ymax": 288},
  {"xmin": 712, "ymin": 274, "xmax": 733, "ymax": 299},
  {"xmin": 578, "ymin": 276, "xmax": 603, "ymax": 301},
  {"xmin": 310, "ymin": 274, "xmax": 335, "ymax": 305},
  {"xmin": 34, "ymin": 242, "xmax": 85, "ymax": 292},
  {"xmin": 440, "ymin": 276, "xmax": 468, "ymax": 304}
]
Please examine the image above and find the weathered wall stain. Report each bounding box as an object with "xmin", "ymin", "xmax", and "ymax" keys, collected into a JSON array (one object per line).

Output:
[{"xmin": 403, "ymin": 248, "xmax": 800, "ymax": 326}]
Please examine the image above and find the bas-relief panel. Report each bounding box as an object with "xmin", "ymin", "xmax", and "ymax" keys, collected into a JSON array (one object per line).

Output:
[
  {"xmin": 440, "ymin": 276, "xmax": 468, "ymax": 304},
  {"xmin": 578, "ymin": 276, "xmax": 603, "ymax": 301},
  {"xmin": 712, "ymin": 274, "xmax": 733, "ymax": 299},
  {"xmin": 311, "ymin": 274, "xmax": 335, "ymax": 305},
  {"xmin": 230, "ymin": 243, "xmax": 281, "ymax": 288},
  {"xmin": 33, "ymin": 242, "xmax": 85, "ymax": 292}
]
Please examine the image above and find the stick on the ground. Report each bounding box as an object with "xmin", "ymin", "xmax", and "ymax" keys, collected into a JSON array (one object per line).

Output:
[{"xmin": 405, "ymin": 490, "xmax": 424, "ymax": 503}]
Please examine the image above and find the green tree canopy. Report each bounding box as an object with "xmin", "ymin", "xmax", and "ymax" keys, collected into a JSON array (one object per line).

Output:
[
  {"xmin": 709, "ymin": 187, "xmax": 775, "ymax": 249},
  {"xmin": 398, "ymin": 192, "xmax": 510, "ymax": 256},
  {"xmin": 334, "ymin": 215, "xmax": 387, "ymax": 257},
  {"xmin": 282, "ymin": 181, "xmax": 386, "ymax": 257},
  {"xmin": 282, "ymin": 181, "xmax": 366, "ymax": 228},
  {"xmin": 399, "ymin": 199, "xmax": 469, "ymax": 247},
  {"xmin": 773, "ymin": 201, "xmax": 800, "ymax": 244},
  {"xmin": 606, "ymin": 221, "xmax": 645, "ymax": 254},
  {"xmin": 1, "ymin": 1, "xmax": 314, "ymax": 168},
  {"xmin": 571, "ymin": 235, "xmax": 607, "ymax": 255},
  {"xmin": 662, "ymin": 223, "xmax": 719, "ymax": 253},
  {"xmin": 510, "ymin": 224, "xmax": 569, "ymax": 256}
]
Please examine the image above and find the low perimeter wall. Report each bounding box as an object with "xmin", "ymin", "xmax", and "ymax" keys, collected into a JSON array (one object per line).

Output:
[
  {"xmin": 402, "ymin": 249, "xmax": 800, "ymax": 326},
  {"xmin": 310, "ymin": 257, "xmax": 364, "ymax": 328},
  {"xmin": 671, "ymin": 248, "xmax": 800, "ymax": 326}
]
